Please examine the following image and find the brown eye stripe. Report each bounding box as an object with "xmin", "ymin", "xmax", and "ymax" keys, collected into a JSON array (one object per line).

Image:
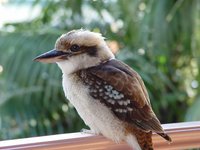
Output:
[
  {"xmin": 81, "ymin": 45, "xmax": 97, "ymax": 57},
  {"xmin": 68, "ymin": 45, "xmax": 97, "ymax": 57},
  {"xmin": 58, "ymin": 45, "xmax": 98, "ymax": 60}
]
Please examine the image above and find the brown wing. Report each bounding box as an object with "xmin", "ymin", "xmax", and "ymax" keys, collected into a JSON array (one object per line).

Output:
[{"xmin": 86, "ymin": 59, "xmax": 164, "ymax": 133}]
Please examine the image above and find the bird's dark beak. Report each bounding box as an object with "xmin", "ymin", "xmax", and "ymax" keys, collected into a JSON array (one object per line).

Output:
[{"xmin": 34, "ymin": 49, "xmax": 70, "ymax": 63}]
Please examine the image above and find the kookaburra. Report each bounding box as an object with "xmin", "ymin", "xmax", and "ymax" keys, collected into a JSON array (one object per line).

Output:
[{"xmin": 34, "ymin": 29, "xmax": 172, "ymax": 150}]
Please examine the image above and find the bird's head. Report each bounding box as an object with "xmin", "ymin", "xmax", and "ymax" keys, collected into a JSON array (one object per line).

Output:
[{"xmin": 34, "ymin": 29, "xmax": 115, "ymax": 74}]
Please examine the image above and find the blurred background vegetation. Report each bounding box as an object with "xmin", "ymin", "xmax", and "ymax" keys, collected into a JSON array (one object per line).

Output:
[{"xmin": 0, "ymin": 0, "xmax": 199, "ymax": 140}]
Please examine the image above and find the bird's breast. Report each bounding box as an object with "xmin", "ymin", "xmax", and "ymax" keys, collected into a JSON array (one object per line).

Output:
[{"xmin": 62, "ymin": 74, "xmax": 125, "ymax": 142}]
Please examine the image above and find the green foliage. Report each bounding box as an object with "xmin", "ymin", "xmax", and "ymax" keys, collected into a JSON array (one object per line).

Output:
[
  {"xmin": 0, "ymin": 32, "xmax": 85, "ymax": 139},
  {"xmin": 0, "ymin": 0, "xmax": 199, "ymax": 140}
]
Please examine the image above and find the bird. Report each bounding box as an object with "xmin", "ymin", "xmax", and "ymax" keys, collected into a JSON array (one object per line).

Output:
[{"xmin": 34, "ymin": 29, "xmax": 172, "ymax": 150}]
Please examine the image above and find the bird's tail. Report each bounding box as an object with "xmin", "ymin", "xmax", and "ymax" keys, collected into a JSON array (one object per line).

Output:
[
  {"xmin": 136, "ymin": 130, "xmax": 154, "ymax": 150},
  {"xmin": 157, "ymin": 132, "xmax": 172, "ymax": 143},
  {"xmin": 126, "ymin": 131, "xmax": 153, "ymax": 150}
]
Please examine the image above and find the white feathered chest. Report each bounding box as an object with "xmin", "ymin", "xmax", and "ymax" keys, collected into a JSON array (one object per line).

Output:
[{"xmin": 62, "ymin": 73, "xmax": 126, "ymax": 143}]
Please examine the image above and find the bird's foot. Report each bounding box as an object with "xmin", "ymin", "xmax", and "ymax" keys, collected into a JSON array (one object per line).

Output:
[{"xmin": 81, "ymin": 128, "xmax": 99, "ymax": 135}]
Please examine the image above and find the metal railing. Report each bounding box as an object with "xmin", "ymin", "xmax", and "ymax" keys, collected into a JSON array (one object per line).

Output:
[{"xmin": 0, "ymin": 121, "xmax": 200, "ymax": 150}]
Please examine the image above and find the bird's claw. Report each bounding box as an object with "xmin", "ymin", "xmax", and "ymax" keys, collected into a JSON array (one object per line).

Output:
[
  {"xmin": 81, "ymin": 128, "xmax": 93, "ymax": 134},
  {"xmin": 81, "ymin": 128, "xmax": 99, "ymax": 135}
]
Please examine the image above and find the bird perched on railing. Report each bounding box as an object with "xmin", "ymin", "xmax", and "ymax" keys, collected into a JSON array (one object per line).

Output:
[{"xmin": 34, "ymin": 29, "xmax": 172, "ymax": 150}]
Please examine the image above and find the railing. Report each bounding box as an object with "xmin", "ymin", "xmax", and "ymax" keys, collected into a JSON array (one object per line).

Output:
[{"xmin": 0, "ymin": 121, "xmax": 200, "ymax": 150}]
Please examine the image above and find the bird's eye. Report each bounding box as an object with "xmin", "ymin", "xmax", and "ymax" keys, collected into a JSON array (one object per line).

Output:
[{"xmin": 70, "ymin": 44, "xmax": 80, "ymax": 52}]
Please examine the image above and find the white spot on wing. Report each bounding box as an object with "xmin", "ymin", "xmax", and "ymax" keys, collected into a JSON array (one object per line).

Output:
[
  {"xmin": 108, "ymin": 99, "xmax": 115, "ymax": 104},
  {"xmin": 128, "ymin": 107, "xmax": 133, "ymax": 111},
  {"xmin": 118, "ymin": 101, "xmax": 124, "ymax": 105}
]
